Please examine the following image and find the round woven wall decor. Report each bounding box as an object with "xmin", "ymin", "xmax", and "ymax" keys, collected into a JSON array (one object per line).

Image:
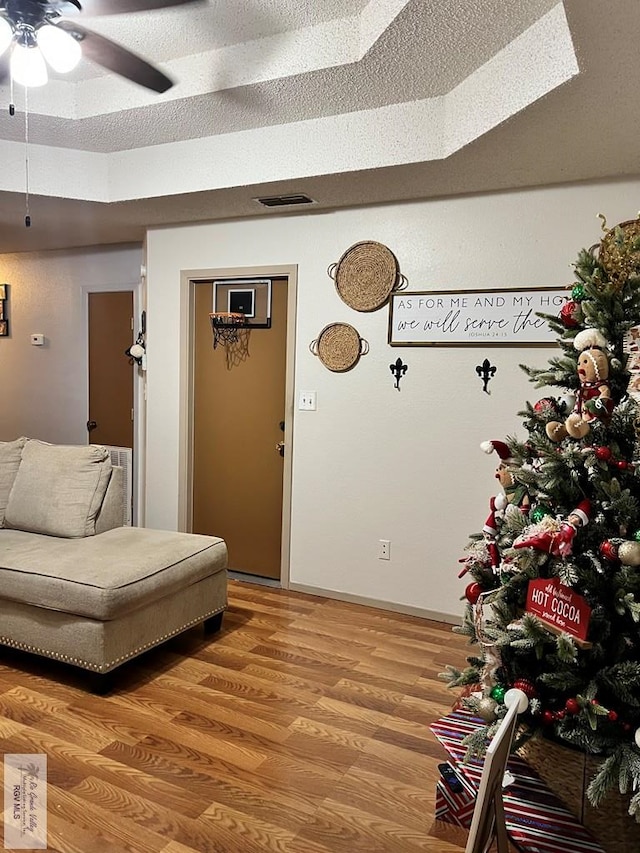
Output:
[
  {"xmin": 309, "ymin": 323, "xmax": 369, "ymax": 372},
  {"xmin": 328, "ymin": 241, "xmax": 406, "ymax": 312}
]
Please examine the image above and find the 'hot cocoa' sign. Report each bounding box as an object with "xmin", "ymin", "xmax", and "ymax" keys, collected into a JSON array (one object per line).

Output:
[{"xmin": 526, "ymin": 578, "xmax": 591, "ymax": 642}]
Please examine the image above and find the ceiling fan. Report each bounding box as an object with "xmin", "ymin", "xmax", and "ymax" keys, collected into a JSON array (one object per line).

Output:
[{"xmin": 0, "ymin": 0, "xmax": 196, "ymax": 92}]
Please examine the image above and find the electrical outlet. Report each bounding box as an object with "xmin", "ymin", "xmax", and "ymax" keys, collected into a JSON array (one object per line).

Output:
[
  {"xmin": 299, "ymin": 391, "xmax": 317, "ymax": 411},
  {"xmin": 378, "ymin": 539, "xmax": 391, "ymax": 560}
]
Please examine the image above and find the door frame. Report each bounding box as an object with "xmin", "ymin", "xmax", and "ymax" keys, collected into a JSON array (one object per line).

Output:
[
  {"xmin": 83, "ymin": 280, "xmax": 144, "ymax": 525},
  {"xmin": 178, "ymin": 264, "xmax": 297, "ymax": 588}
]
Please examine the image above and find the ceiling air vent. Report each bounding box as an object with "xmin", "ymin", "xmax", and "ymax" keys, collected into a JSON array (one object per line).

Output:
[{"xmin": 255, "ymin": 194, "xmax": 316, "ymax": 208}]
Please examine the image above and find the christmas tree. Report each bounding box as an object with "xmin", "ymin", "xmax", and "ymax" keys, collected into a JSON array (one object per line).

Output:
[{"xmin": 443, "ymin": 216, "xmax": 640, "ymax": 822}]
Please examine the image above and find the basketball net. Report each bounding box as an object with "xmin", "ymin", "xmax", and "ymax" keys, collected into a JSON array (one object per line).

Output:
[{"xmin": 209, "ymin": 312, "xmax": 250, "ymax": 369}]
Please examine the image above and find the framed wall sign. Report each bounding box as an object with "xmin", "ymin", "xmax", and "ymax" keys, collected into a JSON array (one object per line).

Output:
[
  {"xmin": 213, "ymin": 278, "xmax": 271, "ymax": 328},
  {"xmin": 388, "ymin": 287, "xmax": 569, "ymax": 346}
]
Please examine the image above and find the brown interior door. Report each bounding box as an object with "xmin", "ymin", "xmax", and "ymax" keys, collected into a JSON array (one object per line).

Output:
[
  {"xmin": 88, "ymin": 291, "xmax": 134, "ymax": 448},
  {"xmin": 192, "ymin": 278, "xmax": 287, "ymax": 579}
]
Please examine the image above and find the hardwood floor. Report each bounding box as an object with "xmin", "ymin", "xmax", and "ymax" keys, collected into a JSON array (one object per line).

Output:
[{"xmin": 0, "ymin": 581, "xmax": 475, "ymax": 853}]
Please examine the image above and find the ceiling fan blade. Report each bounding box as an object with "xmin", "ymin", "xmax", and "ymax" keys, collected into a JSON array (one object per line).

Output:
[
  {"xmin": 68, "ymin": 0, "xmax": 200, "ymax": 16},
  {"xmin": 57, "ymin": 21, "xmax": 174, "ymax": 92}
]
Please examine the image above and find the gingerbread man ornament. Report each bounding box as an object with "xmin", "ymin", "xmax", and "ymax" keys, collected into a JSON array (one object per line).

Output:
[{"xmin": 546, "ymin": 329, "xmax": 613, "ymax": 442}]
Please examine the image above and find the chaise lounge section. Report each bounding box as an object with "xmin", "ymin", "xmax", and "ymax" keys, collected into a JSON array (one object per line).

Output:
[{"xmin": 0, "ymin": 437, "xmax": 227, "ymax": 688}]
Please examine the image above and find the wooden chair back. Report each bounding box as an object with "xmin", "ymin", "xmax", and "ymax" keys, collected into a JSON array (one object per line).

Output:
[{"xmin": 464, "ymin": 701, "xmax": 520, "ymax": 853}]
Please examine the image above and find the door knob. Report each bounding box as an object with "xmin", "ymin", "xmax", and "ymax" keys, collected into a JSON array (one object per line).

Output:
[
  {"xmin": 87, "ymin": 420, "xmax": 97, "ymax": 432},
  {"xmin": 275, "ymin": 441, "xmax": 285, "ymax": 457}
]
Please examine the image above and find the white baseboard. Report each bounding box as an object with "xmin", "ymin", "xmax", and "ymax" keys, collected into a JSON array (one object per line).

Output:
[{"xmin": 288, "ymin": 582, "xmax": 460, "ymax": 625}]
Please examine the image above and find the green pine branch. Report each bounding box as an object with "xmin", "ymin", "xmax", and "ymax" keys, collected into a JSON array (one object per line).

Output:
[
  {"xmin": 597, "ymin": 663, "xmax": 640, "ymax": 707},
  {"xmin": 439, "ymin": 663, "xmax": 481, "ymax": 688}
]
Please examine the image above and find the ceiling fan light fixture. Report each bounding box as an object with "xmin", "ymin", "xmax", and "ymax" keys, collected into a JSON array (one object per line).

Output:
[
  {"xmin": 0, "ymin": 17, "xmax": 12, "ymax": 57},
  {"xmin": 37, "ymin": 24, "xmax": 81, "ymax": 73},
  {"xmin": 11, "ymin": 39, "xmax": 49, "ymax": 87}
]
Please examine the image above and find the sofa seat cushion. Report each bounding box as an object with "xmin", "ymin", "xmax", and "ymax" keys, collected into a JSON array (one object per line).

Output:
[{"xmin": 0, "ymin": 527, "xmax": 227, "ymax": 621}]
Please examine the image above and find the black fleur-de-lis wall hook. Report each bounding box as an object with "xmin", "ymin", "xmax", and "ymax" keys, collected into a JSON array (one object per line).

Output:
[
  {"xmin": 390, "ymin": 357, "xmax": 408, "ymax": 391},
  {"xmin": 476, "ymin": 358, "xmax": 497, "ymax": 394}
]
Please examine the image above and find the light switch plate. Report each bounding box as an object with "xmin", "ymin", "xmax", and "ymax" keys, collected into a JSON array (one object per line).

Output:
[{"xmin": 299, "ymin": 391, "xmax": 317, "ymax": 411}]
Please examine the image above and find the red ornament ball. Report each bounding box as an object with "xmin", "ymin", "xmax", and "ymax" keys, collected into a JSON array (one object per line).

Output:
[
  {"xmin": 533, "ymin": 397, "xmax": 559, "ymax": 416},
  {"xmin": 617, "ymin": 460, "xmax": 629, "ymax": 470},
  {"xmin": 513, "ymin": 679, "xmax": 537, "ymax": 699},
  {"xmin": 565, "ymin": 698, "xmax": 580, "ymax": 715},
  {"xmin": 556, "ymin": 709, "xmax": 566, "ymax": 720},
  {"xmin": 465, "ymin": 582, "xmax": 482, "ymax": 604},
  {"xmin": 560, "ymin": 300, "xmax": 581, "ymax": 328},
  {"xmin": 542, "ymin": 710, "xmax": 555, "ymax": 726},
  {"xmin": 595, "ymin": 446, "xmax": 612, "ymax": 462},
  {"xmin": 608, "ymin": 710, "xmax": 619, "ymax": 722},
  {"xmin": 600, "ymin": 540, "xmax": 619, "ymax": 562}
]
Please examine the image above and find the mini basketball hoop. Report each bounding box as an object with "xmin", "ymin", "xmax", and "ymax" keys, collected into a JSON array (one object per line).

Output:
[{"xmin": 209, "ymin": 312, "xmax": 248, "ymax": 348}]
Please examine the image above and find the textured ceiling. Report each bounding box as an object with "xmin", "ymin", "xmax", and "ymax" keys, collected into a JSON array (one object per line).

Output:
[{"xmin": 0, "ymin": 0, "xmax": 637, "ymax": 254}]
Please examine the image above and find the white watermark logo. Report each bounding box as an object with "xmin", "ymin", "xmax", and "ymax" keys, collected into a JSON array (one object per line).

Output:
[{"xmin": 4, "ymin": 754, "xmax": 47, "ymax": 849}]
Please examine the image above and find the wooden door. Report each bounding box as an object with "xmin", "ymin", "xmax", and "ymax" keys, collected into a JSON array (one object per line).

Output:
[
  {"xmin": 88, "ymin": 291, "xmax": 134, "ymax": 448},
  {"xmin": 192, "ymin": 278, "xmax": 287, "ymax": 579}
]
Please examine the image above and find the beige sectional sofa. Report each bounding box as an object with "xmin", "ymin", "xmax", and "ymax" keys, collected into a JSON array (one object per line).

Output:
[{"xmin": 0, "ymin": 437, "xmax": 227, "ymax": 690}]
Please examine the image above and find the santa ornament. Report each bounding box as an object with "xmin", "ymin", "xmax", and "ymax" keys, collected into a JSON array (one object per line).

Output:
[
  {"xmin": 546, "ymin": 329, "xmax": 613, "ymax": 442},
  {"xmin": 514, "ymin": 500, "xmax": 591, "ymax": 557},
  {"xmin": 480, "ymin": 440, "xmax": 529, "ymax": 571},
  {"xmin": 480, "ymin": 440, "xmax": 530, "ymax": 511},
  {"xmin": 482, "ymin": 496, "xmax": 503, "ymax": 569}
]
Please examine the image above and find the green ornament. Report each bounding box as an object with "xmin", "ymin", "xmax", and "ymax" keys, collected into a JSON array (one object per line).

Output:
[
  {"xmin": 531, "ymin": 505, "xmax": 552, "ymax": 523},
  {"xmin": 571, "ymin": 283, "xmax": 586, "ymax": 302},
  {"xmin": 490, "ymin": 685, "xmax": 506, "ymax": 703},
  {"xmin": 634, "ymin": 530, "xmax": 640, "ymax": 542}
]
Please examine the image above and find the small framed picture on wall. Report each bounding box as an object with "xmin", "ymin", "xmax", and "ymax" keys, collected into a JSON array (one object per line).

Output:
[
  {"xmin": 0, "ymin": 320, "xmax": 8, "ymax": 337},
  {"xmin": 0, "ymin": 284, "xmax": 6, "ymax": 300}
]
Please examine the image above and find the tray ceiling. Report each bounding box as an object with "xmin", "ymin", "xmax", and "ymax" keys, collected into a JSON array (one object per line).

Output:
[{"xmin": 0, "ymin": 0, "xmax": 637, "ymax": 253}]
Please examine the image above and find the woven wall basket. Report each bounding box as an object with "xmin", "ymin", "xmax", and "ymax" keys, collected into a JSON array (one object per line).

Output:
[
  {"xmin": 519, "ymin": 734, "xmax": 640, "ymax": 850},
  {"xmin": 309, "ymin": 323, "xmax": 369, "ymax": 372},
  {"xmin": 328, "ymin": 241, "xmax": 407, "ymax": 312}
]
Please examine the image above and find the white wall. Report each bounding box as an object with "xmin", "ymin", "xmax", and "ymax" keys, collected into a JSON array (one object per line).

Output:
[
  {"xmin": 148, "ymin": 179, "xmax": 640, "ymax": 619},
  {"xmin": 0, "ymin": 244, "xmax": 141, "ymax": 444}
]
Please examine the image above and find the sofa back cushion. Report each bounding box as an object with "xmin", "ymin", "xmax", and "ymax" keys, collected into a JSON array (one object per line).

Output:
[
  {"xmin": 4, "ymin": 440, "xmax": 112, "ymax": 538},
  {"xmin": 0, "ymin": 436, "xmax": 26, "ymax": 527}
]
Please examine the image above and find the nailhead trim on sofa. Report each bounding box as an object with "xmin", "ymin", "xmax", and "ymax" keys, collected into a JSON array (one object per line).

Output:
[{"xmin": 0, "ymin": 606, "xmax": 225, "ymax": 673}]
